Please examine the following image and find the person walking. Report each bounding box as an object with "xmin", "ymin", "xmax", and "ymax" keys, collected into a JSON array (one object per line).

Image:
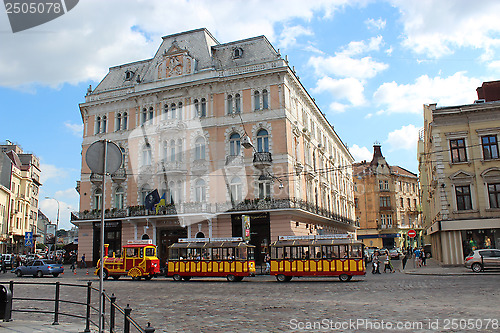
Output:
[
  {"xmin": 80, "ymin": 253, "xmax": 87, "ymax": 269},
  {"xmin": 383, "ymin": 253, "xmax": 394, "ymax": 273},
  {"xmin": 69, "ymin": 251, "xmax": 77, "ymax": 273},
  {"xmin": 402, "ymin": 252, "xmax": 409, "ymax": 270},
  {"xmin": 264, "ymin": 253, "xmax": 271, "ymax": 274},
  {"xmin": 0, "ymin": 256, "xmax": 6, "ymax": 274},
  {"xmin": 421, "ymin": 249, "xmax": 427, "ymax": 266},
  {"xmin": 372, "ymin": 251, "xmax": 381, "ymax": 274}
]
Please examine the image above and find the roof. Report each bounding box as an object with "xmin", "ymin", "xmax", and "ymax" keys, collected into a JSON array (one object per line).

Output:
[
  {"xmin": 270, "ymin": 239, "xmax": 362, "ymax": 247},
  {"xmin": 170, "ymin": 241, "xmax": 255, "ymax": 249}
]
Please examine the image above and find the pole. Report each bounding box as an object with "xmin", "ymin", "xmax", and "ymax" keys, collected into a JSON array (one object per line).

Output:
[{"xmin": 98, "ymin": 140, "xmax": 108, "ymax": 333}]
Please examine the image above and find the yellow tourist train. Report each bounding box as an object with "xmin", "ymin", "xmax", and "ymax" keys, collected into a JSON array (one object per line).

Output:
[
  {"xmin": 166, "ymin": 237, "xmax": 256, "ymax": 282},
  {"xmin": 270, "ymin": 234, "xmax": 366, "ymax": 282}
]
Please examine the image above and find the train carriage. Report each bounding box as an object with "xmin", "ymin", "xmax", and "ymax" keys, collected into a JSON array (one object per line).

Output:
[
  {"xmin": 270, "ymin": 234, "xmax": 366, "ymax": 282},
  {"xmin": 167, "ymin": 237, "xmax": 256, "ymax": 282}
]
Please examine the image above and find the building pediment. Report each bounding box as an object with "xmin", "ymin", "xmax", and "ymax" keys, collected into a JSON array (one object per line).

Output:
[
  {"xmin": 156, "ymin": 41, "xmax": 195, "ymax": 80},
  {"xmin": 449, "ymin": 170, "xmax": 474, "ymax": 181},
  {"xmin": 481, "ymin": 167, "xmax": 500, "ymax": 182}
]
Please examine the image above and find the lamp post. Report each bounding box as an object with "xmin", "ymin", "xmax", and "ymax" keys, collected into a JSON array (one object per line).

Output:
[{"xmin": 45, "ymin": 197, "xmax": 60, "ymax": 255}]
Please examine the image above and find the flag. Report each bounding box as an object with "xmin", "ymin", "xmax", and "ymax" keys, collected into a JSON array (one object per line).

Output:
[
  {"xmin": 156, "ymin": 193, "xmax": 166, "ymax": 214},
  {"xmin": 144, "ymin": 189, "xmax": 160, "ymax": 211}
]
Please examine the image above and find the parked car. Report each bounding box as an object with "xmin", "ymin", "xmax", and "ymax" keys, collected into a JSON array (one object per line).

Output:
[
  {"xmin": 1, "ymin": 254, "xmax": 13, "ymax": 269},
  {"xmin": 464, "ymin": 249, "xmax": 500, "ymax": 272},
  {"xmin": 388, "ymin": 248, "xmax": 402, "ymax": 260},
  {"xmin": 14, "ymin": 259, "xmax": 64, "ymax": 278},
  {"xmin": 423, "ymin": 244, "xmax": 432, "ymax": 258}
]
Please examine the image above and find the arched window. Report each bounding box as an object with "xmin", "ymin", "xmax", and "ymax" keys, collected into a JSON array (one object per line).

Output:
[
  {"xmin": 140, "ymin": 186, "xmax": 150, "ymax": 206},
  {"xmin": 257, "ymin": 129, "xmax": 269, "ymax": 153},
  {"xmin": 95, "ymin": 116, "xmax": 101, "ymax": 134},
  {"xmin": 142, "ymin": 144, "xmax": 152, "ymax": 166},
  {"xmin": 170, "ymin": 103, "xmax": 176, "ymax": 119},
  {"xmin": 230, "ymin": 176, "xmax": 242, "ymax": 202},
  {"xmin": 201, "ymin": 98, "xmax": 207, "ymax": 117},
  {"xmin": 102, "ymin": 116, "xmax": 107, "ymax": 133},
  {"xmin": 163, "ymin": 103, "xmax": 169, "ymax": 120},
  {"xmin": 194, "ymin": 99, "xmax": 199, "ymax": 117},
  {"xmin": 94, "ymin": 188, "xmax": 102, "ymax": 210},
  {"xmin": 115, "ymin": 187, "xmax": 124, "ymax": 209},
  {"xmin": 177, "ymin": 139, "xmax": 183, "ymax": 162},
  {"xmin": 168, "ymin": 181, "xmax": 175, "ymax": 204},
  {"xmin": 195, "ymin": 137, "xmax": 206, "ymax": 160},
  {"xmin": 235, "ymin": 94, "xmax": 241, "ymax": 114},
  {"xmin": 142, "ymin": 108, "xmax": 147, "ymax": 124},
  {"xmin": 258, "ymin": 181, "xmax": 271, "ymax": 199},
  {"xmin": 254, "ymin": 91, "xmax": 260, "ymax": 110},
  {"xmin": 178, "ymin": 102, "xmax": 183, "ymax": 120},
  {"xmin": 262, "ymin": 89, "xmax": 269, "ymax": 109},
  {"xmin": 148, "ymin": 107, "xmax": 154, "ymax": 121},
  {"xmin": 227, "ymin": 95, "xmax": 233, "ymax": 114},
  {"xmin": 162, "ymin": 141, "xmax": 168, "ymax": 161},
  {"xmin": 195, "ymin": 179, "xmax": 206, "ymax": 202},
  {"xmin": 170, "ymin": 140, "xmax": 176, "ymax": 162},
  {"xmin": 196, "ymin": 232, "xmax": 205, "ymax": 238},
  {"xmin": 177, "ymin": 180, "xmax": 183, "ymax": 203},
  {"xmin": 229, "ymin": 133, "xmax": 241, "ymax": 156},
  {"xmin": 123, "ymin": 112, "xmax": 128, "ymax": 130},
  {"xmin": 116, "ymin": 113, "xmax": 122, "ymax": 132}
]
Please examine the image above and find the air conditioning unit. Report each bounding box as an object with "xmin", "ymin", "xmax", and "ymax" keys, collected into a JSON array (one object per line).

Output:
[{"xmin": 241, "ymin": 135, "xmax": 253, "ymax": 149}]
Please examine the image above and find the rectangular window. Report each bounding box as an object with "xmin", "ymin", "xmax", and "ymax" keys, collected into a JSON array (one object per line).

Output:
[
  {"xmin": 400, "ymin": 197, "xmax": 404, "ymax": 208},
  {"xmin": 379, "ymin": 180, "xmax": 384, "ymax": 190},
  {"xmin": 455, "ymin": 185, "xmax": 472, "ymax": 211},
  {"xmin": 450, "ymin": 138, "xmax": 467, "ymax": 163},
  {"xmin": 387, "ymin": 214, "xmax": 392, "ymax": 226},
  {"xmin": 379, "ymin": 196, "xmax": 390, "ymax": 208},
  {"xmin": 384, "ymin": 180, "xmax": 389, "ymax": 190},
  {"xmin": 488, "ymin": 183, "xmax": 500, "ymax": 209},
  {"xmin": 482, "ymin": 135, "xmax": 499, "ymax": 160}
]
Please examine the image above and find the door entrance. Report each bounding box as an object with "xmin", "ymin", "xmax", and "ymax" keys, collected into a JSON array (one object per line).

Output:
[
  {"xmin": 158, "ymin": 228, "xmax": 187, "ymax": 268},
  {"xmin": 231, "ymin": 213, "xmax": 270, "ymax": 264}
]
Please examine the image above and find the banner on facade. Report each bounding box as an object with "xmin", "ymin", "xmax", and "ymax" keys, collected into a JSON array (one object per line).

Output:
[
  {"xmin": 242, "ymin": 215, "xmax": 251, "ymax": 242},
  {"xmin": 46, "ymin": 224, "xmax": 56, "ymax": 244}
]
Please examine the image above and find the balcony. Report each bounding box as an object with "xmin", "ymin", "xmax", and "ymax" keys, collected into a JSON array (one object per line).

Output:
[
  {"xmin": 191, "ymin": 159, "xmax": 209, "ymax": 175},
  {"xmin": 111, "ymin": 168, "xmax": 126, "ymax": 183},
  {"xmin": 90, "ymin": 173, "xmax": 103, "ymax": 185},
  {"xmin": 253, "ymin": 152, "xmax": 272, "ymax": 169},
  {"xmin": 225, "ymin": 155, "xmax": 244, "ymax": 167},
  {"xmin": 156, "ymin": 161, "xmax": 187, "ymax": 176}
]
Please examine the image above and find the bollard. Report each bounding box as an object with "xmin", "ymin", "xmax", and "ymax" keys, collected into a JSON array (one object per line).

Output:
[
  {"xmin": 110, "ymin": 294, "xmax": 116, "ymax": 333},
  {"xmin": 144, "ymin": 322, "xmax": 156, "ymax": 333},
  {"xmin": 124, "ymin": 304, "xmax": 132, "ymax": 333},
  {"xmin": 52, "ymin": 281, "xmax": 60, "ymax": 325},
  {"xmin": 84, "ymin": 281, "xmax": 92, "ymax": 333}
]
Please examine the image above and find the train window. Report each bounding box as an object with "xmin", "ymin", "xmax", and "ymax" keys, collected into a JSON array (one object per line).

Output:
[
  {"xmin": 170, "ymin": 249, "xmax": 179, "ymax": 260},
  {"xmin": 273, "ymin": 247, "xmax": 283, "ymax": 259},
  {"xmin": 284, "ymin": 247, "xmax": 291, "ymax": 259},
  {"xmin": 339, "ymin": 245, "xmax": 348, "ymax": 258},
  {"xmin": 312, "ymin": 246, "xmax": 322, "ymax": 259},
  {"xmin": 126, "ymin": 248, "xmax": 139, "ymax": 257},
  {"xmin": 212, "ymin": 248, "xmax": 221, "ymax": 260},
  {"xmin": 139, "ymin": 248, "xmax": 144, "ymax": 258},
  {"xmin": 349, "ymin": 244, "xmax": 362, "ymax": 258},
  {"xmin": 300, "ymin": 246, "xmax": 310, "ymax": 259},
  {"xmin": 248, "ymin": 247, "xmax": 255, "ymax": 260},
  {"xmin": 145, "ymin": 247, "xmax": 155, "ymax": 257},
  {"xmin": 179, "ymin": 248, "xmax": 187, "ymax": 259}
]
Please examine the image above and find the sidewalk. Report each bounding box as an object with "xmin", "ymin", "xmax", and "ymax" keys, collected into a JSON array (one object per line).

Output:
[
  {"xmin": 0, "ymin": 320, "xmax": 95, "ymax": 333},
  {"xmin": 402, "ymin": 258, "xmax": 499, "ymax": 276}
]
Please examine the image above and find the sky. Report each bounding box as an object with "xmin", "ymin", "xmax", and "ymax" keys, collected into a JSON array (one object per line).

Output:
[{"xmin": 1, "ymin": 0, "xmax": 499, "ymax": 230}]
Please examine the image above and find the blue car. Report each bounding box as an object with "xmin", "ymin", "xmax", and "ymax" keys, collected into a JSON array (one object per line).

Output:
[{"xmin": 14, "ymin": 259, "xmax": 64, "ymax": 278}]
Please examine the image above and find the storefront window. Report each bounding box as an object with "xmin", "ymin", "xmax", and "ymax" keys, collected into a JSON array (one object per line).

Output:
[{"xmin": 462, "ymin": 229, "xmax": 498, "ymax": 257}]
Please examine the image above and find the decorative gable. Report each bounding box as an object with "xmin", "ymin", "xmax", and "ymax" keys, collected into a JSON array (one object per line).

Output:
[
  {"xmin": 481, "ymin": 167, "xmax": 500, "ymax": 183},
  {"xmin": 156, "ymin": 41, "xmax": 195, "ymax": 80},
  {"xmin": 449, "ymin": 170, "xmax": 474, "ymax": 181}
]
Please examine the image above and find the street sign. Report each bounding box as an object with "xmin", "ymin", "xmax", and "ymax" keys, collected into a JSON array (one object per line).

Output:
[
  {"xmin": 25, "ymin": 231, "xmax": 33, "ymax": 247},
  {"xmin": 408, "ymin": 229, "xmax": 417, "ymax": 238}
]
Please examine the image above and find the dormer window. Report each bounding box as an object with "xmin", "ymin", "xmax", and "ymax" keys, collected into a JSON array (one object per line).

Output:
[
  {"xmin": 233, "ymin": 47, "xmax": 243, "ymax": 59},
  {"xmin": 125, "ymin": 70, "xmax": 135, "ymax": 81}
]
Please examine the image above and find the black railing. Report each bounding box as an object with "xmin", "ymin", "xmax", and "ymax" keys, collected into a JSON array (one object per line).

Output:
[{"xmin": 0, "ymin": 280, "xmax": 155, "ymax": 333}]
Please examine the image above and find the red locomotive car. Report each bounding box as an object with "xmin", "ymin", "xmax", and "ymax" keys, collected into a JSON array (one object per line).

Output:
[{"xmin": 95, "ymin": 240, "xmax": 161, "ymax": 280}]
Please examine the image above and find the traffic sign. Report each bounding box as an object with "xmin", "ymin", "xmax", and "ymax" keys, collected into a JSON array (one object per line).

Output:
[
  {"xmin": 25, "ymin": 231, "xmax": 33, "ymax": 247},
  {"xmin": 407, "ymin": 229, "xmax": 417, "ymax": 238}
]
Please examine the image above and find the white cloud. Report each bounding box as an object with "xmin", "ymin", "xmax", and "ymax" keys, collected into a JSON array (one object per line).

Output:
[
  {"xmin": 40, "ymin": 196, "xmax": 77, "ymax": 230},
  {"xmin": 385, "ymin": 124, "xmax": 420, "ymax": 151},
  {"xmin": 350, "ymin": 144, "xmax": 372, "ymax": 162},
  {"xmin": 40, "ymin": 163, "xmax": 69, "ymax": 184},
  {"xmin": 391, "ymin": 0, "xmax": 500, "ymax": 59},
  {"xmin": 64, "ymin": 121, "xmax": 83, "ymax": 137},
  {"xmin": 373, "ymin": 72, "xmax": 481, "ymax": 115},
  {"xmin": 0, "ymin": 0, "xmax": 356, "ymax": 88},
  {"xmin": 340, "ymin": 36, "xmax": 384, "ymax": 57},
  {"xmin": 279, "ymin": 25, "xmax": 314, "ymax": 49},
  {"xmin": 312, "ymin": 77, "xmax": 366, "ymax": 109},
  {"xmin": 365, "ymin": 18, "xmax": 386, "ymax": 30}
]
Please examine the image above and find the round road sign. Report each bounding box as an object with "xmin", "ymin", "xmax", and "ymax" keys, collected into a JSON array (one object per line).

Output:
[{"xmin": 408, "ymin": 229, "xmax": 417, "ymax": 238}]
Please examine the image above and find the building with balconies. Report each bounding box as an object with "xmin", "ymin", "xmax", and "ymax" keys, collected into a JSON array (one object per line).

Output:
[
  {"xmin": 419, "ymin": 81, "xmax": 500, "ymax": 265},
  {"xmin": 0, "ymin": 141, "xmax": 41, "ymax": 253},
  {"xmin": 354, "ymin": 144, "xmax": 422, "ymax": 249},
  {"xmin": 71, "ymin": 28, "xmax": 356, "ymax": 265}
]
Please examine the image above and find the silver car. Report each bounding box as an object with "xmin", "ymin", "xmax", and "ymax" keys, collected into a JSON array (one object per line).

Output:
[{"xmin": 464, "ymin": 249, "xmax": 500, "ymax": 272}]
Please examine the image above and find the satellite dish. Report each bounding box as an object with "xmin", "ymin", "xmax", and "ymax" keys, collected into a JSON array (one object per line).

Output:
[{"xmin": 86, "ymin": 140, "xmax": 123, "ymax": 175}]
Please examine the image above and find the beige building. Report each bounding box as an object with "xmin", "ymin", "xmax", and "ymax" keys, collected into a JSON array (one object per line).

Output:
[
  {"xmin": 0, "ymin": 141, "xmax": 41, "ymax": 254},
  {"xmin": 354, "ymin": 144, "xmax": 422, "ymax": 249},
  {"xmin": 71, "ymin": 28, "xmax": 356, "ymax": 266},
  {"xmin": 419, "ymin": 81, "xmax": 500, "ymax": 265}
]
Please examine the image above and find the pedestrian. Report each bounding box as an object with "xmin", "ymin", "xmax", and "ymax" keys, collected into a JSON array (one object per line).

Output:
[
  {"xmin": 383, "ymin": 253, "xmax": 394, "ymax": 273},
  {"xmin": 0, "ymin": 257, "xmax": 6, "ymax": 274},
  {"xmin": 264, "ymin": 253, "xmax": 271, "ymax": 274},
  {"xmin": 80, "ymin": 253, "xmax": 87, "ymax": 269},
  {"xmin": 421, "ymin": 249, "xmax": 427, "ymax": 266},
  {"xmin": 402, "ymin": 252, "xmax": 409, "ymax": 270},
  {"xmin": 372, "ymin": 251, "xmax": 381, "ymax": 274},
  {"xmin": 69, "ymin": 251, "xmax": 77, "ymax": 272},
  {"xmin": 414, "ymin": 248, "xmax": 421, "ymax": 267}
]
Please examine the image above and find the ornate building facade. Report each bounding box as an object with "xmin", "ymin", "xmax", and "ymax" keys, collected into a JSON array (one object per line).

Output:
[
  {"xmin": 71, "ymin": 28, "xmax": 356, "ymax": 265},
  {"xmin": 353, "ymin": 144, "xmax": 422, "ymax": 249},
  {"xmin": 0, "ymin": 141, "xmax": 41, "ymax": 254},
  {"xmin": 419, "ymin": 81, "xmax": 500, "ymax": 265}
]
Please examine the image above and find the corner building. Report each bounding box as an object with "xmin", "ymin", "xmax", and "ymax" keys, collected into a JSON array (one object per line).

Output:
[
  {"xmin": 419, "ymin": 81, "xmax": 500, "ymax": 265},
  {"xmin": 71, "ymin": 28, "xmax": 356, "ymax": 266}
]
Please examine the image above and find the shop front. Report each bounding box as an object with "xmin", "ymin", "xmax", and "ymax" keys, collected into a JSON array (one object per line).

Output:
[{"xmin": 462, "ymin": 229, "xmax": 499, "ymax": 257}]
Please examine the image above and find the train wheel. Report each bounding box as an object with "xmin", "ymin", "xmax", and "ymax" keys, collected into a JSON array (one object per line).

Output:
[
  {"xmin": 173, "ymin": 274, "xmax": 182, "ymax": 281},
  {"xmin": 276, "ymin": 274, "xmax": 288, "ymax": 282},
  {"xmin": 182, "ymin": 276, "xmax": 191, "ymax": 281},
  {"xmin": 144, "ymin": 275, "xmax": 153, "ymax": 281},
  {"xmin": 132, "ymin": 276, "xmax": 141, "ymax": 281},
  {"xmin": 339, "ymin": 274, "xmax": 350, "ymax": 282},
  {"xmin": 226, "ymin": 274, "xmax": 237, "ymax": 282},
  {"xmin": 112, "ymin": 275, "xmax": 120, "ymax": 280},
  {"xmin": 285, "ymin": 276, "xmax": 293, "ymax": 282},
  {"xmin": 235, "ymin": 276, "xmax": 244, "ymax": 282}
]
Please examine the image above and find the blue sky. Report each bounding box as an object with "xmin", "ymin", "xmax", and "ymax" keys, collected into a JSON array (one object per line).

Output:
[{"xmin": 1, "ymin": 0, "xmax": 499, "ymax": 230}]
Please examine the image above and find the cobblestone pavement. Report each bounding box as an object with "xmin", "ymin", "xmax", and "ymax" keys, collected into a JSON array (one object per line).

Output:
[{"xmin": 1, "ymin": 260, "xmax": 499, "ymax": 333}]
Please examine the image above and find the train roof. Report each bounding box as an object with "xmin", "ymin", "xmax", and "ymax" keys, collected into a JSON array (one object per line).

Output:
[
  {"xmin": 271, "ymin": 239, "xmax": 363, "ymax": 247},
  {"xmin": 169, "ymin": 241, "xmax": 255, "ymax": 249}
]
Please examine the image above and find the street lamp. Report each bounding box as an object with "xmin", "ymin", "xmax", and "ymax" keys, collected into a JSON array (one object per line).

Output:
[{"xmin": 45, "ymin": 197, "xmax": 59, "ymax": 254}]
